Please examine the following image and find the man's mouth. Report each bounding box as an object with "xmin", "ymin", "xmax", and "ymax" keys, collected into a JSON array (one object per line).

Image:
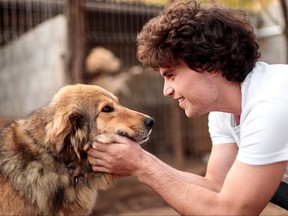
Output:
[
  {"xmin": 177, "ymin": 97, "xmax": 185, "ymax": 107},
  {"xmin": 178, "ymin": 97, "xmax": 184, "ymax": 103}
]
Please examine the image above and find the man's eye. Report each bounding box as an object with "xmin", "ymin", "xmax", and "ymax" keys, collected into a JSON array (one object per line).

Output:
[
  {"xmin": 167, "ymin": 74, "xmax": 173, "ymax": 78},
  {"xmin": 164, "ymin": 73, "xmax": 174, "ymax": 79},
  {"xmin": 101, "ymin": 105, "xmax": 114, "ymax": 113}
]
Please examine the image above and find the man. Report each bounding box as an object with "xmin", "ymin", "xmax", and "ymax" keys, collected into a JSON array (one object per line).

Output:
[{"xmin": 88, "ymin": 1, "xmax": 288, "ymax": 214}]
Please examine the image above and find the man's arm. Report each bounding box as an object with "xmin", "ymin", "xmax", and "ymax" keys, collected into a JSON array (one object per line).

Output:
[
  {"xmin": 143, "ymin": 143, "xmax": 238, "ymax": 192},
  {"xmin": 88, "ymin": 136, "xmax": 286, "ymax": 215},
  {"xmin": 136, "ymin": 150, "xmax": 286, "ymax": 215},
  {"xmin": 205, "ymin": 143, "xmax": 238, "ymax": 191},
  {"xmin": 88, "ymin": 137, "xmax": 236, "ymax": 192}
]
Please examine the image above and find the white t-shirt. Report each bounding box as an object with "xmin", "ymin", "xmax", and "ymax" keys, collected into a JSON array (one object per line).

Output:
[{"xmin": 208, "ymin": 62, "xmax": 288, "ymax": 183}]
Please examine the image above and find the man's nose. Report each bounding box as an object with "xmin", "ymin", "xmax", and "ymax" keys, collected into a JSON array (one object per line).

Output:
[{"xmin": 163, "ymin": 83, "xmax": 174, "ymax": 96}]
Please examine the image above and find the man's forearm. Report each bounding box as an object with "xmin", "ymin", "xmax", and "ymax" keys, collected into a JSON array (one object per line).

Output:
[
  {"xmin": 145, "ymin": 152, "xmax": 219, "ymax": 191},
  {"xmin": 135, "ymin": 153, "xmax": 276, "ymax": 215},
  {"xmin": 135, "ymin": 152, "xmax": 222, "ymax": 215}
]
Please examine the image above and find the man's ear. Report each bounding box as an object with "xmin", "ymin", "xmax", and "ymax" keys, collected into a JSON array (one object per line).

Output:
[{"xmin": 209, "ymin": 70, "xmax": 220, "ymax": 77}]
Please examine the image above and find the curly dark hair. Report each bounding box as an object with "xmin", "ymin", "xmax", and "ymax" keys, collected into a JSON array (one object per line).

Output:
[{"xmin": 136, "ymin": 1, "xmax": 261, "ymax": 82}]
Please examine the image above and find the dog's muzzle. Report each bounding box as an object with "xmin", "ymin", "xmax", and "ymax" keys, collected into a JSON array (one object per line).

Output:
[{"xmin": 117, "ymin": 117, "xmax": 154, "ymax": 144}]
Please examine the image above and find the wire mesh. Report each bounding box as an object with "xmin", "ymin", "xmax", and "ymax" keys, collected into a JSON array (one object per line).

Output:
[{"xmin": 0, "ymin": 0, "xmax": 224, "ymax": 164}]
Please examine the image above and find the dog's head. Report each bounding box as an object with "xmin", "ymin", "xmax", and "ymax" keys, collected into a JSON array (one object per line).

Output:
[{"xmin": 44, "ymin": 84, "xmax": 154, "ymax": 163}]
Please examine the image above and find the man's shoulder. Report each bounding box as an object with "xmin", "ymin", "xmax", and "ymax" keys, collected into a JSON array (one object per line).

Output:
[{"xmin": 242, "ymin": 62, "xmax": 288, "ymax": 102}]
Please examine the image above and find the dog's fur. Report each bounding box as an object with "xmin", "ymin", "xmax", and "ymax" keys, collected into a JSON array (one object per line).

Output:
[
  {"xmin": 85, "ymin": 47, "xmax": 121, "ymax": 74},
  {"xmin": 0, "ymin": 117, "xmax": 13, "ymax": 132},
  {"xmin": 0, "ymin": 84, "xmax": 153, "ymax": 215}
]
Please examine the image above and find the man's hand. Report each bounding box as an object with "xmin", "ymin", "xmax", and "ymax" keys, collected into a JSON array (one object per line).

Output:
[{"xmin": 87, "ymin": 134, "xmax": 147, "ymax": 176}]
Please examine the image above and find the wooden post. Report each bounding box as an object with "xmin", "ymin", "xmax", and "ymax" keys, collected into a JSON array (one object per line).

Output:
[{"xmin": 65, "ymin": 0, "xmax": 85, "ymax": 83}]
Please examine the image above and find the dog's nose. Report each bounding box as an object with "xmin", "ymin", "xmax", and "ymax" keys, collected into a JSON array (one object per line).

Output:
[{"xmin": 144, "ymin": 117, "xmax": 154, "ymax": 129}]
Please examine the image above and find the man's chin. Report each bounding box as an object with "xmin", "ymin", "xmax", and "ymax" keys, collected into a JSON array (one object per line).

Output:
[
  {"xmin": 185, "ymin": 109, "xmax": 204, "ymax": 119},
  {"xmin": 184, "ymin": 109, "xmax": 193, "ymax": 118}
]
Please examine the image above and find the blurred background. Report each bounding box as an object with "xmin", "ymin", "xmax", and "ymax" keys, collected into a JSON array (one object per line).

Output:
[{"xmin": 0, "ymin": 0, "xmax": 287, "ymax": 215}]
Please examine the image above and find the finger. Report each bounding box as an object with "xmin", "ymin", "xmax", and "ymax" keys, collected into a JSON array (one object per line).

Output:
[
  {"xmin": 87, "ymin": 147, "xmax": 108, "ymax": 159},
  {"xmin": 91, "ymin": 142, "xmax": 109, "ymax": 151},
  {"xmin": 91, "ymin": 165, "xmax": 111, "ymax": 173},
  {"xmin": 107, "ymin": 133, "xmax": 136, "ymax": 145},
  {"xmin": 94, "ymin": 133, "xmax": 114, "ymax": 144},
  {"xmin": 88, "ymin": 155, "xmax": 110, "ymax": 169},
  {"xmin": 94, "ymin": 133, "xmax": 137, "ymax": 146},
  {"xmin": 93, "ymin": 133, "xmax": 124, "ymax": 143},
  {"xmin": 87, "ymin": 155, "xmax": 97, "ymax": 165}
]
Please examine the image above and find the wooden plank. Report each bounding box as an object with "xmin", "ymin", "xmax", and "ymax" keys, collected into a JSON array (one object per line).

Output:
[{"xmin": 65, "ymin": 0, "xmax": 85, "ymax": 83}]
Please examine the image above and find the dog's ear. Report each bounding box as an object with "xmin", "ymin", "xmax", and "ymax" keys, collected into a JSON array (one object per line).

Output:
[
  {"xmin": 68, "ymin": 112, "xmax": 91, "ymax": 159},
  {"xmin": 45, "ymin": 111, "xmax": 91, "ymax": 158},
  {"xmin": 45, "ymin": 111, "xmax": 72, "ymax": 152}
]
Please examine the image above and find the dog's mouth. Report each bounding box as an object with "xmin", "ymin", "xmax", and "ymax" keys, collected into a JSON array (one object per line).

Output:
[
  {"xmin": 116, "ymin": 130, "xmax": 152, "ymax": 145},
  {"xmin": 136, "ymin": 135, "xmax": 150, "ymax": 145}
]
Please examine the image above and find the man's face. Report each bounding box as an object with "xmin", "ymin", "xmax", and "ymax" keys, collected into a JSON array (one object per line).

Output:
[{"xmin": 160, "ymin": 61, "xmax": 219, "ymax": 118}]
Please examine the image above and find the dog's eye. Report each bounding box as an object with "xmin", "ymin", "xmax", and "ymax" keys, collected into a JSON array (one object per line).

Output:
[{"xmin": 101, "ymin": 105, "xmax": 114, "ymax": 113}]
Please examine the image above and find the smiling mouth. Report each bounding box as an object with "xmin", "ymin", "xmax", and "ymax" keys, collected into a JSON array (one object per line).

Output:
[{"xmin": 178, "ymin": 97, "xmax": 184, "ymax": 103}]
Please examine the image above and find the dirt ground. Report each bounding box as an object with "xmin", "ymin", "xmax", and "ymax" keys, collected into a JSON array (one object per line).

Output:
[{"xmin": 92, "ymin": 159, "xmax": 288, "ymax": 216}]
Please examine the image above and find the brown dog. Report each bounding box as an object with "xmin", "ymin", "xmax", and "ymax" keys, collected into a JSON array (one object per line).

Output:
[{"xmin": 0, "ymin": 84, "xmax": 154, "ymax": 215}]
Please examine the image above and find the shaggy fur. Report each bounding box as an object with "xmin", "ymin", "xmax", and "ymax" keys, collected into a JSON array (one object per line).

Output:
[{"xmin": 0, "ymin": 84, "xmax": 153, "ymax": 216}]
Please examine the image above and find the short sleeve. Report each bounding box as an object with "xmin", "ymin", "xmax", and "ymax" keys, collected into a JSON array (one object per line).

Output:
[{"xmin": 208, "ymin": 112, "xmax": 238, "ymax": 145}]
